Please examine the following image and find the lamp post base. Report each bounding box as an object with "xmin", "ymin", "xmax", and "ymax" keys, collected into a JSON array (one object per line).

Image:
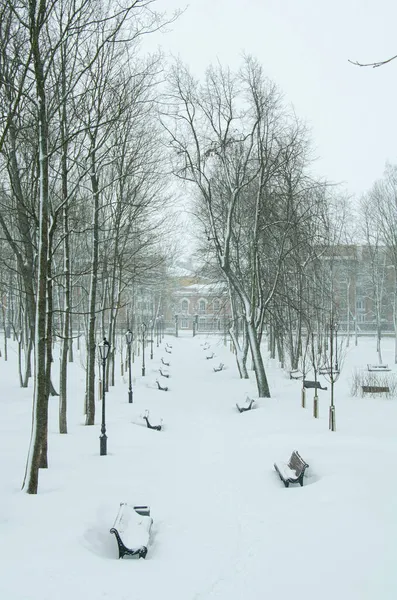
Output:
[
  {"xmin": 329, "ymin": 405, "xmax": 336, "ymax": 432},
  {"xmin": 100, "ymin": 433, "xmax": 107, "ymax": 455},
  {"xmin": 313, "ymin": 395, "xmax": 319, "ymax": 418},
  {"xmin": 128, "ymin": 389, "xmax": 133, "ymax": 403},
  {"xmin": 301, "ymin": 388, "xmax": 306, "ymax": 408}
]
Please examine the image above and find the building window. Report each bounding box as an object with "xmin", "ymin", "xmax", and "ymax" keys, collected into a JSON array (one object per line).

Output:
[
  {"xmin": 356, "ymin": 298, "xmax": 365, "ymax": 310},
  {"xmin": 181, "ymin": 299, "xmax": 189, "ymax": 314},
  {"xmin": 180, "ymin": 318, "xmax": 189, "ymax": 329},
  {"xmin": 213, "ymin": 299, "xmax": 220, "ymax": 312},
  {"xmin": 198, "ymin": 299, "xmax": 206, "ymax": 314},
  {"xmin": 198, "ymin": 317, "xmax": 206, "ymax": 330}
]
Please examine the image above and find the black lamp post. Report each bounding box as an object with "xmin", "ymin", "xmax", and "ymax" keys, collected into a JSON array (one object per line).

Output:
[
  {"xmin": 99, "ymin": 337, "xmax": 110, "ymax": 456},
  {"xmin": 149, "ymin": 319, "xmax": 154, "ymax": 359},
  {"xmin": 126, "ymin": 329, "xmax": 133, "ymax": 403},
  {"xmin": 334, "ymin": 321, "xmax": 339, "ymax": 371},
  {"xmin": 175, "ymin": 314, "xmax": 179, "ymax": 337},
  {"xmin": 156, "ymin": 317, "xmax": 159, "ymax": 347},
  {"xmin": 141, "ymin": 322, "xmax": 147, "ymax": 376},
  {"xmin": 159, "ymin": 315, "xmax": 163, "ymax": 343}
]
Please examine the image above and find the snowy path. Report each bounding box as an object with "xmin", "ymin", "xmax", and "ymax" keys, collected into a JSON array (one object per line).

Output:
[{"xmin": 1, "ymin": 335, "xmax": 397, "ymax": 600}]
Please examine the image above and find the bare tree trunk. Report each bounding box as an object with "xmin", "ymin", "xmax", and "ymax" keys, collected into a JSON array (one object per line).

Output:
[
  {"xmin": 58, "ymin": 51, "xmax": 71, "ymax": 434},
  {"xmin": 246, "ymin": 320, "xmax": 270, "ymax": 397},
  {"xmin": 23, "ymin": 1, "xmax": 50, "ymax": 493},
  {"xmin": 229, "ymin": 325, "xmax": 249, "ymax": 378},
  {"xmin": 85, "ymin": 147, "xmax": 100, "ymax": 425}
]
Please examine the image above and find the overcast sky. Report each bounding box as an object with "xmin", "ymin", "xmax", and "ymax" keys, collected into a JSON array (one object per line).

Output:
[{"xmin": 149, "ymin": 0, "xmax": 397, "ymax": 199}]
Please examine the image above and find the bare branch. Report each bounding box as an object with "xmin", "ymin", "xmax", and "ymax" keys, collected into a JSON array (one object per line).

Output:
[{"xmin": 348, "ymin": 54, "xmax": 397, "ymax": 69}]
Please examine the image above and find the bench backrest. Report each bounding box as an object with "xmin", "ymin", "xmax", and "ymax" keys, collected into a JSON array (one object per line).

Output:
[
  {"xmin": 288, "ymin": 450, "xmax": 308, "ymax": 475},
  {"xmin": 362, "ymin": 385, "xmax": 389, "ymax": 393}
]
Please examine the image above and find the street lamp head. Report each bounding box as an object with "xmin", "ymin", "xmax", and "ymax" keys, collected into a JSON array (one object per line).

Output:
[
  {"xmin": 125, "ymin": 329, "xmax": 133, "ymax": 345},
  {"xmin": 99, "ymin": 337, "xmax": 110, "ymax": 361}
]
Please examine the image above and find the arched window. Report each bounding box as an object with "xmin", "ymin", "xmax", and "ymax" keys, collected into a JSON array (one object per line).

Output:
[
  {"xmin": 213, "ymin": 299, "xmax": 220, "ymax": 312},
  {"xmin": 199, "ymin": 299, "xmax": 206, "ymax": 314},
  {"xmin": 181, "ymin": 299, "xmax": 189, "ymax": 314}
]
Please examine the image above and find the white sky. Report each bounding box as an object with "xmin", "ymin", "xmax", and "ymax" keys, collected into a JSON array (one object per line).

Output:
[{"xmin": 149, "ymin": 0, "xmax": 397, "ymax": 199}]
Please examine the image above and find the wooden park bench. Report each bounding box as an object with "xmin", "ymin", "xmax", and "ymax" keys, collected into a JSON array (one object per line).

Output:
[
  {"xmin": 159, "ymin": 368, "xmax": 170, "ymax": 378},
  {"xmin": 206, "ymin": 352, "xmax": 215, "ymax": 360},
  {"xmin": 213, "ymin": 363, "xmax": 224, "ymax": 372},
  {"xmin": 303, "ymin": 380, "xmax": 327, "ymax": 391},
  {"xmin": 274, "ymin": 450, "xmax": 309, "ymax": 488},
  {"xmin": 367, "ymin": 364, "xmax": 390, "ymax": 372},
  {"xmin": 110, "ymin": 503, "xmax": 153, "ymax": 559},
  {"xmin": 362, "ymin": 385, "xmax": 390, "ymax": 394},
  {"xmin": 156, "ymin": 379, "xmax": 168, "ymax": 392},
  {"xmin": 161, "ymin": 357, "xmax": 170, "ymax": 367},
  {"xmin": 143, "ymin": 410, "xmax": 162, "ymax": 431},
  {"xmin": 236, "ymin": 397, "xmax": 255, "ymax": 413},
  {"xmin": 165, "ymin": 347, "xmax": 172, "ymax": 354}
]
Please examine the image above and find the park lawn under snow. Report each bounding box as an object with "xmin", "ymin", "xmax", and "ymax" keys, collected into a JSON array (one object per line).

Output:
[{"xmin": 0, "ymin": 334, "xmax": 396, "ymax": 600}]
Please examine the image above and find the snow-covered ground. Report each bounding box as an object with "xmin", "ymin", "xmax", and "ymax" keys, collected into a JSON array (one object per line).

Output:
[{"xmin": 0, "ymin": 334, "xmax": 396, "ymax": 600}]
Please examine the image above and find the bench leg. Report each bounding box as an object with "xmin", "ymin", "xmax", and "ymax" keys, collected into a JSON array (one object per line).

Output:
[{"xmin": 284, "ymin": 481, "xmax": 290, "ymax": 488}]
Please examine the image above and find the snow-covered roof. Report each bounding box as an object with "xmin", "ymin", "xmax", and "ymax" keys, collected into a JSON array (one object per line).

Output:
[{"xmin": 175, "ymin": 282, "xmax": 227, "ymax": 296}]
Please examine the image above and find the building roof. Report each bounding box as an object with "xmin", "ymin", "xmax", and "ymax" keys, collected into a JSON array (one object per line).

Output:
[{"xmin": 175, "ymin": 282, "xmax": 227, "ymax": 296}]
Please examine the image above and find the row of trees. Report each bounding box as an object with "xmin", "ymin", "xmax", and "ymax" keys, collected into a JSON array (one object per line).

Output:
[
  {"xmin": 0, "ymin": 0, "xmax": 179, "ymax": 493},
  {"xmin": 163, "ymin": 57, "xmax": 347, "ymax": 398}
]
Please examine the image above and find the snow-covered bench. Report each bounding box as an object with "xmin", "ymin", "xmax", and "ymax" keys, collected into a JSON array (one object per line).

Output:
[
  {"xmin": 362, "ymin": 385, "xmax": 389, "ymax": 394},
  {"xmin": 110, "ymin": 503, "xmax": 153, "ymax": 559},
  {"xmin": 367, "ymin": 364, "xmax": 390, "ymax": 372},
  {"xmin": 303, "ymin": 380, "xmax": 327, "ymax": 391},
  {"xmin": 236, "ymin": 397, "xmax": 255, "ymax": 413},
  {"xmin": 156, "ymin": 379, "xmax": 168, "ymax": 391},
  {"xmin": 143, "ymin": 410, "xmax": 162, "ymax": 431},
  {"xmin": 319, "ymin": 367, "xmax": 339, "ymax": 376},
  {"xmin": 274, "ymin": 450, "xmax": 309, "ymax": 488},
  {"xmin": 213, "ymin": 363, "xmax": 224, "ymax": 372},
  {"xmin": 289, "ymin": 370, "xmax": 302, "ymax": 380}
]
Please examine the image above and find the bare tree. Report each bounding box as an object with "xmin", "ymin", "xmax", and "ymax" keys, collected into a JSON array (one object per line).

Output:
[{"xmin": 164, "ymin": 58, "xmax": 305, "ymax": 396}]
